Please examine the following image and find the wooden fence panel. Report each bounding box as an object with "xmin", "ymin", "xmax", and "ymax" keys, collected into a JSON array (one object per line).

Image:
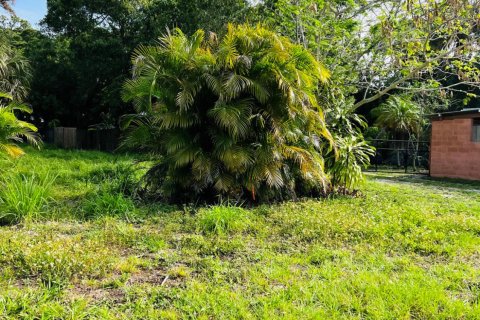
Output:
[
  {"xmin": 50, "ymin": 127, "xmax": 119, "ymax": 151},
  {"xmin": 63, "ymin": 128, "xmax": 77, "ymax": 149},
  {"xmin": 54, "ymin": 127, "xmax": 77, "ymax": 149}
]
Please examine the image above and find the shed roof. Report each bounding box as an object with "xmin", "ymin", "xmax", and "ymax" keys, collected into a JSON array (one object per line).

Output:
[{"xmin": 429, "ymin": 108, "xmax": 480, "ymax": 120}]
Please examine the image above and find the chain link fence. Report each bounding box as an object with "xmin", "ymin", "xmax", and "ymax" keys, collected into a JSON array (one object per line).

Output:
[{"xmin": 366, "ymin": 139, "xmax": 430, "ymax": 174}]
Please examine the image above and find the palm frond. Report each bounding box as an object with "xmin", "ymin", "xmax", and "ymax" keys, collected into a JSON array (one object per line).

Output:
[
  {"xmin": 0, "ymin": 94, "xmax": 41, "ymax": 157},
  {"xmin": 208, "ymin": 99, "xmax": 252, "ymax": 139}
]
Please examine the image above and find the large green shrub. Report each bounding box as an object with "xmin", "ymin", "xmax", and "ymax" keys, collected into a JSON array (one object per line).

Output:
[{"xmin": 122, "ymin": 24, "xmax": 333, "ymax": 203}]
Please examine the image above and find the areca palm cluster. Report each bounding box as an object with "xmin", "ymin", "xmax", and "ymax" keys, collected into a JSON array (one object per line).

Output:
[
  {"xmin": 372, "ymin": 95, "xmax": 425, "ymax": 171},
  {"xmin": 0, "ymin": 43, "xmax": 31, "ymax": 100},
  {"xmin": 122, "ymin": 24, "xmax": 332, "ymax": 202},
  {"xmin": 372, "ymin": 96, "xmax": 423, "ymax": 138},
  {"xmin": 0, "ymin": 92, "xmax": 41, "ymax": 158}
]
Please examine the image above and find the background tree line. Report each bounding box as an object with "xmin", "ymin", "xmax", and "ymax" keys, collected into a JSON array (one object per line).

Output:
[
  {"xmin": 1, "ymin": 0, "xmax": 254, "ymax": 129},
  {"xmin": 1, "ymin": 0, "xmax": 479, "ymax": 132}
]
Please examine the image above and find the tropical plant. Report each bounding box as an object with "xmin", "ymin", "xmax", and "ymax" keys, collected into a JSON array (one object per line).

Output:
[
  {"xmin": 326, "ymin": 102, "xmax": 367, "ymax": 136},
  {"xmin": 327, "ymin": 136, "xmax": 375, "ymax": 191},
  {"xmin": 372, "ymin": 96, "xmax": 423, "ymax": 137},
  {"xmin": 372, "ymin": 95, "xmax": 425, "ymax": 170},
  {"xmin": 122, "ymin": 24, "xmax": 332, "ymax": 203},
  {"xmin": 0, "ymin": 42, "xmax": 31, "ymax": 100},
  {"xmin": 0, "ymin": 92, "xmax": 41, "ymax": 158},
  {"xmin": 323, "ymin": 91, "xmax": 372, "ymax": 191}
]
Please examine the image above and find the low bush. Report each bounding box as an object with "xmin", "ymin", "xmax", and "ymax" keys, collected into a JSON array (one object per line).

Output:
[{"xmin": 0, "ymin": 173, "xmax": 56, "ymax": 224}]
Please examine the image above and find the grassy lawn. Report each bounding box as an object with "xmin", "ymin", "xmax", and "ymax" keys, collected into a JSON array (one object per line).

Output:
[{"xmin": 1, "ymin": 148, "xmax": 480, "ymax": 319}]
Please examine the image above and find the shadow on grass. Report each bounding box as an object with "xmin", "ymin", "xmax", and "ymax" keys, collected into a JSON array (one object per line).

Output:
[{"xmin": 366, "ymin": 172, "xmax": 480, "ymax": 192}]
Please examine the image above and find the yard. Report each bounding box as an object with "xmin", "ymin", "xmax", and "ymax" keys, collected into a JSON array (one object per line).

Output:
[
  {"xmin": 2, "ymin": 1, "xmax": 480, "ymax": 318},
  {"xmin": 0, "ymin": 148, "xmax": 480, "ymax": 319}
]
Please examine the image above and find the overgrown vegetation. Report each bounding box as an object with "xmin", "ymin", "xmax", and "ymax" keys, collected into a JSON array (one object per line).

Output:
[
  {"xmin": 82, "ymin": 189, "xmax": 136, "ymax": 220},
  {"xmin": 0, "ymin": 148, "xmax": 479, "ymax": 318},
  {"xmin": 197, "ymin": 205, "xmax": 252, "ymax": 235},
  {"xmin": 3, "ymin": 1, "xmax": 480, "ymax": 128},
  {"xmin": 1, "ymin": 1, "xmax": 480, "ymax": 318},
  {"xmin": 1, "ymin": 1, "xmax": 478, "ymax": 196},
  {"xmin": 122, "ymin": 25, "xmax": 333, "ymax": 203}
]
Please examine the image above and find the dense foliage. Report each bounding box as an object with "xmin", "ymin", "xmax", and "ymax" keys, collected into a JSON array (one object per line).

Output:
[
  {"xmin": 3, "ymin": 0, "xmax": 479, "ymax": 130},
  {"xmin": 372, "ymin": 96, "xmax": 424, "ymax": 140},
  {"xmin": 0, "ymin": 38, "xmax": 30, "ymax": 100},
  {"xmin": 0, "ymin": 0, "xmax": 253, "ymax": 128},
  {"xmin": 1, "ymin": 0, "xmax": 479, "ymax": 195},
  {"xmin": 0, "ymin": 28, "xmax": 40, "ymax": 159},
  {"xmin": 122, "ymin": 25, "xmax": 332, "ymax": 202},
  {"xmin": 327, "ymin": 136, "xmax": 375, "ymax": 191}
]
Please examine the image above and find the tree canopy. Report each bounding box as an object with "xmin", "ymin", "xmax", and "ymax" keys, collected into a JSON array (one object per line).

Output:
[{"xmin": 2, "ymin": 0, "xmax": 479, "ymax": 130}]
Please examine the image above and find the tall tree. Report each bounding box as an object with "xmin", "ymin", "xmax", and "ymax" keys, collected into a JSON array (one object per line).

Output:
[
  {"xmin": 259, "ymin": 0, "xmax": 480, "ymax": 112},
  {"xmin": 19, "ymin": 0, "xmax": 254, "ymax": 128},
  {"xmin": 39, "ymin": 0, "xmax": 148, "ymax": 127},
  {"xmin": 144, "ymin": 0, "xmax": 252, "ymax": 36},
  {"xmin": 354, "ymin": 0, "xmax": 480, "ymax": 110}
]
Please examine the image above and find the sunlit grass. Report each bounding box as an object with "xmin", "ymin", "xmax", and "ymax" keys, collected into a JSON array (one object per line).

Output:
[{"xmin": 0, "ymin": 147, "xmax": 480, "ymax": 318}]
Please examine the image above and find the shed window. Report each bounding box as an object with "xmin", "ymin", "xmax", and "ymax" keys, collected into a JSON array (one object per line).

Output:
[{"xmin": 473, "ymin": 119, "xmax": 480, "ymax": 142}]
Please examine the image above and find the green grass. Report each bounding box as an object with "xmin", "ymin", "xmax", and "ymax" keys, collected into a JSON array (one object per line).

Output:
[
  {"xmin": 81, "ymin": 189, "xmax": 136, "ymax": 220},
  {"xmin": 198, "ymin": 205, "xmax": 253, "ymax": 235},
  {"xmin": 0, "ymin": 172, "xmax": 56, "ymax": 224},
  {"xmin": 1, "ymin": 147, "xmax": 480, "ymax": 319}
]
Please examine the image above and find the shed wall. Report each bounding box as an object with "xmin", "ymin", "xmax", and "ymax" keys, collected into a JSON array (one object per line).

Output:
[{"xmin": 430, "ymin": 118, "xmax": 480, "ymax": 180}]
